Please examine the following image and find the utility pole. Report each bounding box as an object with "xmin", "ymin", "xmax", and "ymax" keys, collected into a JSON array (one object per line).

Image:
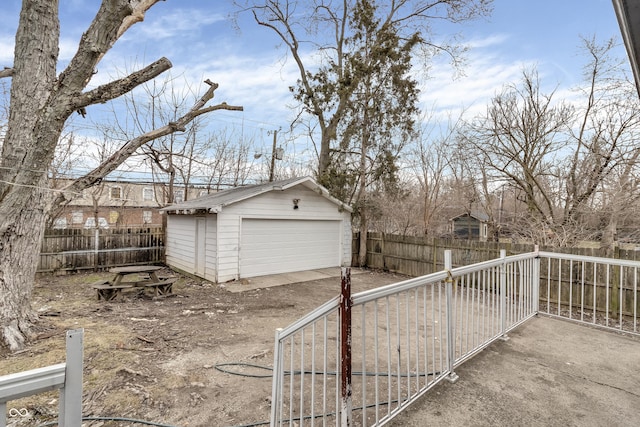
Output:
[{"xmin": 269, "ymin": 129, "xmax": 277, "ymax": 182}]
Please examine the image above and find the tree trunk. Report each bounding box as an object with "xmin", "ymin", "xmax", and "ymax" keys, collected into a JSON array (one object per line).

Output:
[
  {"xmin": 601, "ymin": 215, "xmax": 617, "ymax": 258},
  {"xmin": 358, "ymin": 211, "xmax": 368, "ymax": 267},
  {"xmin": 0, "ymin": 183, "xmax": 49, "ymax": 351},
  {"xmin": 1, "ymin": 0, "xmax": 241, "ymax": 352},
  {"xmin": 357, "ymin": 105, "xmax": 368, "ymax": 268},
  {"xmin": 0, "ymin": 0, "xmax": 60, "ymax": 351}
]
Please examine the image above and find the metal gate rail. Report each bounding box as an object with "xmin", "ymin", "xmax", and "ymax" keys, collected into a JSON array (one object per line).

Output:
[
  {"xmin": 270, "ymin": 250, "xmax": 539, "ymax": 426},
  {"xmin": 0, "ymin": 329, "xmax": 83, "ymax": 427}
]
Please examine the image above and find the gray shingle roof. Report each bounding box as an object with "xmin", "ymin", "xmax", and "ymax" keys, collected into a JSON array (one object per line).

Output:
[
  {"xmin": 161, "ymin": 176, "xmax": 352, "ymax": 213},
  {"xmin": 450, "ymin": 211, "xmax": 490, "ymax": 222}
]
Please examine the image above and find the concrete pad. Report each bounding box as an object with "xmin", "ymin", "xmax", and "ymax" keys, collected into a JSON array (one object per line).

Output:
[
  {"xmin": 223, "ymin": 267, "xmax": 365, "ymax": 293},
  {"xmin": 388, "ymin": 316, "xmax": 640, "ymax": 427}
]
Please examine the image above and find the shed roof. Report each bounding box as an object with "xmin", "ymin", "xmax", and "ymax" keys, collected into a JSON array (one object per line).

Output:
[
  {"xmin": 161, "ymin": 176, "xmax": 353, "ymax": 213},
  {"xmin": 450, "ymin": 211, "xmax": 490, "ymax": 222}
]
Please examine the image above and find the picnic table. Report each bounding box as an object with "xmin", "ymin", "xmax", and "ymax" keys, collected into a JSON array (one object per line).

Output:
[{"xmin": 92, "ymin": 265, "xmax": 177, "ymax": 301}]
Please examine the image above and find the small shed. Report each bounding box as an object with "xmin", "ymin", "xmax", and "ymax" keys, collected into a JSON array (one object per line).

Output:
[
  {"xmin": 161, "ymin": 177, "xmax": 352, "ymax": 282},
  {"xmin": 450, "ymin": 212, "xmax": 489, "ymax": 241}
]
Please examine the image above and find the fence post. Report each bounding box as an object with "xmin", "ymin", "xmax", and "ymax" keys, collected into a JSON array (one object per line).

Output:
[
  {"xmin": 533, "ymin": 245, "xmax": 540, "ymax": 314},
  {"xmin": 340, "ymin": 267, "xmax": 352, "ymax": 427},
  {"xmin": 93, "ymin": 228, "xmax": 99, "ymax": 270},
  {"xmin": 59, "ymin": 328, "xmax": 83, "ymax": 426},
  {"xmin": 499, "ymin": 249, "xmax": 509, "ymax": 340},
  {"xmin": 270, "ymin": 328, "xmax": 283, "ymax": 427},
  {"xmin": 432, "ymin": 238, "xmax": 438, "ymax": 273},
  {"xmin": 444, "ymin": 250, "xmax": 459, "ymax": 382}
]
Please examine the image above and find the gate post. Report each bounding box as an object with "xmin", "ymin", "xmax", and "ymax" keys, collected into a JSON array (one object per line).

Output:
[
  {"xmin": 533, "ymin": 245, "xmax": 540, "ymax": 314},
  {"xmin": 59, "ymin": 328, "xmax": 83, "ymax": 426},
  {"xmin": 340, "ymin": 267, "xmax": 352, "ymax": 427},
  {"xmin": 270, "ymin": 328, "xmax": 284, "ymax": 427},
  {"xmin": 444, "ymin": 250, "xmax": 459, "ymax": 382},
  {"xmin": 499, "ymin": 249, "xmax": 510, "ymax": 340}
]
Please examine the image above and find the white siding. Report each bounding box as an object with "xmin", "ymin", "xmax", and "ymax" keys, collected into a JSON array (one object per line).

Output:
[
  {"xmin": 216, "ymin": 213, "xmax": 241, "ymax": 282},
  {"xmin": 167, "ymin": 183, "xmax": 352, "ymax": 282},
  {"xmin": 204, "ymin": 215, "xmax": 217, "ymax": 281},
  {"xmin": 226, "ymin": 186, "xmax": 345, "ymax": 220},
  {"xmin": 221, "ymin": 186, "xmax": 348, "ymax": 281},
  {"xmin": 195, "ymin": 218, "xmax": 207, "ymax": 277},
  {"xmin": 240, "ymin": 219, "xmax": 341, "ymax": 277},
  {"xmin": 166, "ymin": 215, "xmax": 196, "ymax": 274}
]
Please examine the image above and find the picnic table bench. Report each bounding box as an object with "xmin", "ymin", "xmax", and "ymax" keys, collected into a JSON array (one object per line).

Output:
[{"xmin": 92, "ymin": 266, "xmax": 177, "ymax": 301}]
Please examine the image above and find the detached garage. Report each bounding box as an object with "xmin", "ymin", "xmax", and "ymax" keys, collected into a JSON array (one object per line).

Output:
[{"xmin": 162, "ymin": 177, "xmax": 352, "ymax": 283}]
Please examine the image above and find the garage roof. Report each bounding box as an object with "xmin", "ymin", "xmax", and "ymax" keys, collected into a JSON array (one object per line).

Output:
[
  {"xmin": 613, "ymin": 0, "xmax": 640, "ymax": 96},
  {"xmin": 161, "ymin": 176, "xmax": 353, "ymax": 213}
]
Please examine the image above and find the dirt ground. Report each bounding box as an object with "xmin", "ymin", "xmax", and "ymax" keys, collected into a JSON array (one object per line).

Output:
[{"xmin": 0, "ymin": 267, "xmax": 407, "ymax": 427}]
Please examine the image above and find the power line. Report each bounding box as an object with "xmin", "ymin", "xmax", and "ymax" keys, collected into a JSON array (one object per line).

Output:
[{"xmin": 0, "ymin": 179, "xmax": 83, "ymax": 195}]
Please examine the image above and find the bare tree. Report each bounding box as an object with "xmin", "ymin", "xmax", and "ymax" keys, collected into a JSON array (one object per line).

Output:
[
  {"xmin": 564, "ymin": 37, "xmax": 640, "ymax": 246},
  {"xmin": 600, "ymin": 150, "xmax": 640, "ymax": 253},
  {"xmin": 409, "ymin": 110, "xmax": 473, "ymax": 236},
  {"xmin": 0, "ymin": 1, "xmax": 242, "ymax": 351},
  {"xmin": 463, "ymin": 69, "xmax": 573, "ymax": 227},
  {"xmin": 242, "ymin": 0, "xmax": 492, "ymax": 185},
  {"xmin": 109, "ymin": 75, "xmax": 207, "ymax": 203},
  {"xmin": 200, "ymin": 129, "xmax": 257, "ymax": 190},
  {"xmin": 462, "ymin": 38, "xmax": 640, "ymax": 246}
]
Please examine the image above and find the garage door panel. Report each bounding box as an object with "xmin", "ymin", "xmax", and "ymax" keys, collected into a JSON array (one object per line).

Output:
[{"xmin": 240, "ymin": 219, "xmax": 340, "ymax": 277}]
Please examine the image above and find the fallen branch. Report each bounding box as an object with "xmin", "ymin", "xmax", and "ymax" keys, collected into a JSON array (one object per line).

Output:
[{"xmin": 136, "ymin": 335, "xmax": 155, "ymax": 344}]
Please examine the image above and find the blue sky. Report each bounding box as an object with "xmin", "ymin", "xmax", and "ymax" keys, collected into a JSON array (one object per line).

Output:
[{"xmin": 0, "ymin": 0, "xmax": 630, "ymax": 175}]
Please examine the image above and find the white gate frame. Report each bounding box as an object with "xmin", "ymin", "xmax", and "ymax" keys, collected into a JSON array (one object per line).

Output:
[{"xmin": 0, "ymin": 329, "xmax": 83, "ymax": 427}]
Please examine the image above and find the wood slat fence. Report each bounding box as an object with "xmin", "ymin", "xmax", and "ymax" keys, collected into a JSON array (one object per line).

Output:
[
  {"xmin": 38, "ymin": 227, "xmax": 164, "ymax": 273},
  {"xmin": 353, "ymin": 232, "xmax": 640, "ymax": 275},
  {"xmin": 353, "ymin": 232, "xmax": 640, "ymax": 316}
]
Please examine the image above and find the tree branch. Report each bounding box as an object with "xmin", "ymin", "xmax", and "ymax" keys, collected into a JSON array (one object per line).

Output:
[
  {"xmin": 72, "ymin": 57, "xmax": 172, "ymax": 110},
  {"xmin": 58, "ymin": 0, "xmax": 133, "ymax": 93},
  {"xmin": 117, "ymin": 0, "xmax": 164, "ymax": 41},
  {"xmin": 58, "ymin": 0, "xmax": 164, "ymax": 95},
  {"xmin": 192, "ymin": 102, "xmax": 244, "ymax": 118},
  {"xmin": 0, "ymin": 68, "xmax": 13, "ymax": 79},
  {"xmin": 54, "ymin": 81, "xmax": 243, "ymax": 205}
]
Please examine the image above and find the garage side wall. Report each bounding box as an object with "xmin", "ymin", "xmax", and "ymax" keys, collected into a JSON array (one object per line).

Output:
[
  {"xmin": 216, "ymin": 186, "xmax": 351, "ymax": 282},
  {"xmin": 205, "ymin": 215, "xmax": 217, "ymax": 281},
  {"xmin": 216, "ymin": 212, "xmax": 241, "ymax": 283},
  {"xmin": 166, "ymin": 215, "xmax": 197, "ymax": 274}
]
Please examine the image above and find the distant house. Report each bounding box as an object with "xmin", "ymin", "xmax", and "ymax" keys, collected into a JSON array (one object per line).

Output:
[
  {"xmin": 50, "ymin": 179, "xmax": 209, "ymax": 229},
  {"xmin": 161, "ymin": 177, "xmax": 353, "ymax": 283},
  {"xmin": 450, "ymin": 212, "xmax": 489, "ymax": 242}
]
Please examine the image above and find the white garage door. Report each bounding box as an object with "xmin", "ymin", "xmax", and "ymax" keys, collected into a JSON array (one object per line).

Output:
[{"xmin": 240, "ymin": 219, "xmax": 341, "ymax": 277}]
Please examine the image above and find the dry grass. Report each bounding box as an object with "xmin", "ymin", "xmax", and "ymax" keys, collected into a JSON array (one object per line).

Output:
[{"xmin": 1, "ymin": 268, "xmax": 405, "ymax": 426}]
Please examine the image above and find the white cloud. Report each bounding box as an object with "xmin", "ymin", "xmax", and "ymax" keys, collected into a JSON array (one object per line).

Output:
[
  {"xmin": 466, "ymin": 34, "xmax": 510, "ymax": 49},
  {"xmin": 418, "ymin": 39, "xmax": 535, "ymax": 123},
  {"xmin": 59, "ymin": 37, "xmax": 80, "ymax": 62},
  {"xmin": 169, "ymin": 49, "xmax": 307, "ymax": 127},
  {"xmin": 122, "ymin": 8, "xmax": 227, "ymax": 42}
]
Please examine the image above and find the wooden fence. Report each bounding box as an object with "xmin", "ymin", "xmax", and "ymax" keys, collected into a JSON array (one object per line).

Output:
[
  {"xmin": 353, "ymin": 232, "xmax": 640, "ymax": 276},
  {"xmin": 352, "ymin": 232, "xmax": 640, "ymax": 317},
  {"xmin": 38, "ymin": 227, "xmax": 164, "ymax": 273}
]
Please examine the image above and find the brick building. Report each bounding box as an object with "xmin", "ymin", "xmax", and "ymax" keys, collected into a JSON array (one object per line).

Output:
[{"xmin": 51, "ymin": 179, "xmax": 207, "ymax": 229}]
